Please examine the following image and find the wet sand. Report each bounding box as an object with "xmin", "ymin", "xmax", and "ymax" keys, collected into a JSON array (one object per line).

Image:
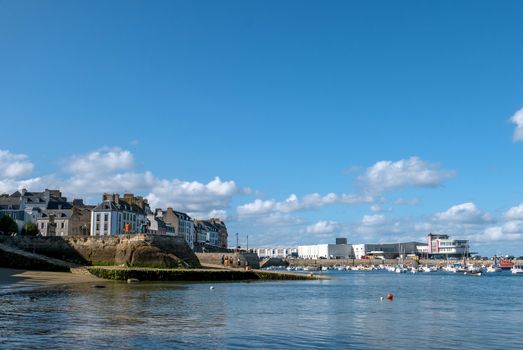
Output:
[{"xmin": 0, "ymin": 268, "xmax": 103, "ymax": 293}]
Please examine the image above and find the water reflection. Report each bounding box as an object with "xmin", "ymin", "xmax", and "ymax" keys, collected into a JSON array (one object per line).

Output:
[{"xmin": 2, "ymin": 273, "xmax": 523, "ymax": 349}]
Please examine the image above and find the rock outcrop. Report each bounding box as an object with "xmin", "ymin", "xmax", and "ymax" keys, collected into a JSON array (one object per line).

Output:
[{"xmin": 0, "ymin": 234, "xmax": 200, "ymax": 269}]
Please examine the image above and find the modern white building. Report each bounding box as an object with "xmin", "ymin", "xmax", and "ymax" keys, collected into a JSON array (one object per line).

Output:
[
  {"xmin": 253, "ymin": 247, "xmax": 297, "ymax": 259},
  {"xmin": 417, "ymin": 233, "xmax": 469, "ymax": 258},
  {"xmin": 352, "ymin": 244, "xmax": 367, "ymax": 259},
  {"xmin": 352, "ymin": 242, "xmax": 423, "ymax": 259},
  {"xmin": 297, "ymin": 243, "xmax": 353, "ymax": 259}
]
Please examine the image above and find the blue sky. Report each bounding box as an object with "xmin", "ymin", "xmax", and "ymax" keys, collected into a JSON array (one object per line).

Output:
[{"xmin": 1, "ymin": 0, "xmax": 523, "ymax": 255}]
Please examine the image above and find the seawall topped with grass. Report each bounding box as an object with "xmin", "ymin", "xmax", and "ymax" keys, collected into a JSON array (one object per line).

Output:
[{"xmin": 88, "ymin": 267, "xmax": 327, "ymax": 282}]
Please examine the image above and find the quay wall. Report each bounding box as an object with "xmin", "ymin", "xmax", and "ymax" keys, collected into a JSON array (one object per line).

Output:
[
  {"xmin": 287, "ymin": 258, "xmax": 500, "ymax": 267},
  {"xmin": 0, "ymin": 235, "xmax": 200, "ymax": 268},
  {"xmin": 0, "ymin": 244, "xmax": 72, "ymax": 272},
  {"xmin": 196, "ymin": 252, "xmax": 260, "ymax": 269}
]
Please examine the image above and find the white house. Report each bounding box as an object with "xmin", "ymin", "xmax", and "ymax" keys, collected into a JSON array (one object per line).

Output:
[{"xmin": 90, "ymin": 193, "xmax": 149, "ymax": 236}]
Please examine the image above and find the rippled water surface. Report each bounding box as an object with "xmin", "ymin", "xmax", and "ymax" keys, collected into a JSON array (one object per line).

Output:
[{"xmin": 1, "ymin": 271, "xmax": 523, "ymax": 349}]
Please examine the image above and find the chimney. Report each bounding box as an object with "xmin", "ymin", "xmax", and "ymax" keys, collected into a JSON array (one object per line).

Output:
[
  {"xmin": 73, "ymin": 199, "xmax": 84, "ymax": 207},
  {"xmin": 123, "ymin": 193, "xmax": 133, "ymax": 204}
]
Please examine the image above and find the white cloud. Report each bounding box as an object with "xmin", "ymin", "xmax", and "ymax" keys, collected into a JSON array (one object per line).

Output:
[
  {"xmin": 65, "ymin": 171, "xmax": 156, "ymax": 197},
  {"xmin": 510, "ymin": 107, "xmax": 523, "ymax": 142},
  {"xmin": 394, "ymin": 198, "xmax": 420, "ymax": 206},
  {"xmin": 146, "ymin": 176, "xmax": 240, "ymax": 218},
  {"xmin": 304, "ymin": 220, "xmax": 339, "ymax": 234},
  {"xmin": 434, "ymin": 202, "xmax": 492, "ymax": 224},
  {"xmin": 207, "ymin": 210, "xmax": 228, "ymax": 221},
  {"xmin": 57, "ymin": 148, "xmax": 154, "ymax": 197},
  {"xmin": 369, "ymin": 204, "xmax": 392, "ymax": 213},
  {"xmin": 237, "ymin": 192, "xmax": 373, "ymax": 217},
  {"xmin": 237, "ymin": 199, "xmax": 277, "ymax": 216},
  {"xmin": 369, "ymin": 205, "xmax": 382, "ymax": 212},
  {"xmin": 66, "ymin": 148, "xmax": 134, "ymax": 174},
  {"xmin": 0, "ymin": 177, "xmax": 48, "ymax": 194},
  {"xmin": 0, "ymin": 147, "xmax": 245, "ymax": 220},
  {"xmin": 504, "ymin": 203, "xmax": 523, "ymax": 220},
  {"xmin": 361, "ymin": 214, "xmax": 385, "ymax": 226},
  {"xmin": 359, "ymin": 156, "xmax": 455, "ymax": 193},
  {"xmin": 472, "ymin": 226, "xmax": 522, "ymax": 242},
  {"xmin": 501, "ymin": 220, "xmax": 523, "ymax": 234},
  {"xmin": 257, "ymin": 213, "xmax": 304, "ymax": 226},
  {"xmin": 0, "ymin": 150, "xmax": 34, "ymax": 178}
]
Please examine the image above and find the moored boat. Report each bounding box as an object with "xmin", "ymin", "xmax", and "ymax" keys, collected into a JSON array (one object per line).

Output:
[
  {"xmin": 499, "ymin": 259, "xmax": 513, "ymax": 270},
  {"xmin": 511, "ymin": 265, "xmax": 523, "ymax": 274},
  {"xmin": 486, "ymin": 265, "xmax": 502, "ymax": 273},
  {"xmin": 303, "ymin": 266, "xmax": 319, "ymax": 271},
  {"xmin": 465, "ymin": 270, "xmax": 482, "ymax": 276}
]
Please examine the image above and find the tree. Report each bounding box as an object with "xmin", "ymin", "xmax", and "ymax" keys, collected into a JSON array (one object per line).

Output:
[
  {"xmin": 21, "ymin": 223, "xmax": 39, "ymax": 236},
  {"xmin": 0, "ymin": 215, "xmax": 18, "ymax": 235}
]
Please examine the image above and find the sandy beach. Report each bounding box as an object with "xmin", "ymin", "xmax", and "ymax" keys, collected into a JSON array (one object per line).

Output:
[{"xmin": 0, "ymin": 268, "xmax": 104, "ymax": 293}]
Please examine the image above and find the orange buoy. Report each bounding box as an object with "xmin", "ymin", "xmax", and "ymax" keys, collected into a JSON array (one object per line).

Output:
[{"xmin": 386, "ymin": 293, "xmax": 394, "ymax": 300}]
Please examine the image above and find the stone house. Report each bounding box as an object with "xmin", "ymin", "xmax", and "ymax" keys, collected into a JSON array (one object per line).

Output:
[
  {"xmin": 37, "ymin": 199, "xmax": 92, "ymax": 236},
  {"xmin": 193, "ymin": 219, "xmax": 219, "ymax": 248},
  {"xmin": 157, "ymin": 208, "xmax": 194, "ymax": 249},
  {"xmin": 0, "ymin": 189, "xmax": 67, "ymax": 232},
  {"xmin": 209, "ymin": 218, "xmax": 228, "ymax": 248}
]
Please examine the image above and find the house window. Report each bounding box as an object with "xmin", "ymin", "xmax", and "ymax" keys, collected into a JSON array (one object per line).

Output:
[
  {"xmin": 96, "ymin": 223, "xmax": 100, "ymax": 230},
  {"xmin": 96, "ymin": 214, "xmax": 100, "ymax": 222},
  {"xmin": 61, "ymin": 222, "xmax": 65, "ymax": 229},
  {"xmin": 104, "ymin": 214, "xmax": 108, "ymax": 222},
  {"xmin": 104, "ymin": 223, "xmax": 108, "ymax": 231},
  {"xmin": 41, "ymin": 222, "xmax": 44, "ymax": 229}
]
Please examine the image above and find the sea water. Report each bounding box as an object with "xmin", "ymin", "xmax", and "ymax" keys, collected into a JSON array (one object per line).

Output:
[{"xmin": 1, "ymin": 271, "xmax": 522, "ymax": 349}]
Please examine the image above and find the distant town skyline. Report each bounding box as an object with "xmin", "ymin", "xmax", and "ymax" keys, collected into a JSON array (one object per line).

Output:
[{"xmin": 1, "ymin": 1, "xmax": 523, "ymax": 255}]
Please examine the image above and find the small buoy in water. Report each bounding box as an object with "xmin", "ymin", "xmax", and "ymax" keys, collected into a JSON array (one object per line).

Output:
[
  {"xmin": 380, "ymin": 296, "xmax": 384, "ymax": 301},
  {"xmin": 386, "ymin": 293, "xmax": 394, "ymax": 300},
  {"xmin": 127, "ymin": 278, "xmax": 140, "ymax": 284},
  {"xmin": 210, "ymin": 286, "xmax": 215, "ymax": 290}
]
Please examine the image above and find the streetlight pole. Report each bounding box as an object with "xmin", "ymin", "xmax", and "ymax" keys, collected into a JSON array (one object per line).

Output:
[{"xmin": 247, "ymin": 235, "xmax": 249, "ymax": 251}]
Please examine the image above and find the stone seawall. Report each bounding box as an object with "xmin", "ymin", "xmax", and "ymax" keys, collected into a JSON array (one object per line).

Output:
[
  {"xmin": 196, "ymin": 252, "xmax": 260, "ymax": 269},
  {"xmin": 0, "ymin": 235, "xmax": 200, "ymax": 268},
  {"xmin": 288, "ymin": 258, "xmax": 500, "ymax": 267},
  {"xmin": 0, "ymin": 243, "xmax": 73, "ymax": 272}
]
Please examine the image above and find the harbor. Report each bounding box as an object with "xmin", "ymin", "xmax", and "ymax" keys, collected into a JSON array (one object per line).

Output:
[{"xmin": 2, "ymin": 264, "xmax": 523, "ymax": 350}]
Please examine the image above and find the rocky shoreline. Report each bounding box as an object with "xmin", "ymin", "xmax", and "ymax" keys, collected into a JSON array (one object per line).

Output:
[{"xmin": 0, "ymin": 235, "xmax": 324, "ymax": 283}]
